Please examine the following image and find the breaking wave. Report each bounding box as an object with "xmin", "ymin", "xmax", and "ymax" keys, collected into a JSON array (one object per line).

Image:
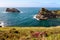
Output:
[{"xmin": 33, "ymin": 14, "xmax": 39, "ymax": 20}]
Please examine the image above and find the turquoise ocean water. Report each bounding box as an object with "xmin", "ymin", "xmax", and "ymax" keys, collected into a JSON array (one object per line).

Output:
[{"xmin": 0, "ymin": 7, "xmax": 60, "ymax": 27}]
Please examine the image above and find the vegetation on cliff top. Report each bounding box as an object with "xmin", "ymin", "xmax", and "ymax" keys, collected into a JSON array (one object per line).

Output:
[{"xmin": 0, "ymin": 26, "xmax": 60, "ymax": 40}]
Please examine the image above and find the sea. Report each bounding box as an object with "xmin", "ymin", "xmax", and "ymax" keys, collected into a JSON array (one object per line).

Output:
[{"xmin": 0, "ymin": 7, "xmax": 60, "ymax": 27}]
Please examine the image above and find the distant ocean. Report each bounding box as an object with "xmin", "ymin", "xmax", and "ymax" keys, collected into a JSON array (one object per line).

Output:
[{"xmin": 0, "ymin": 7, "xmax": 60, "ymax": 27}]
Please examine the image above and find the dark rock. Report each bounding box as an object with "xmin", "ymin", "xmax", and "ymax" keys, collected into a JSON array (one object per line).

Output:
[
  {"xmin": 6, "ymin": 8, "xmax": 20, "ymax": 13},
  {"xmin": 0, "ymin": 26, "xmax": 2, "ymax": 27},
  {"xmin": 36, "ymin": 8, "xmax": 60, "ymax": 20}
]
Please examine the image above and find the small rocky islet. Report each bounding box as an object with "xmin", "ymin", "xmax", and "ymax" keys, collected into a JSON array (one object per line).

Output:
[
  {"xmin": 6, "ymin": 8, "xmax": 60, "ymax": 20},
  {"xmin": 36, "ymin": 8, "xmax": 60, "ymax": 20},
  {"xmin": 6, "ymin": 8, "xmax": 20, "ymax": 13}
]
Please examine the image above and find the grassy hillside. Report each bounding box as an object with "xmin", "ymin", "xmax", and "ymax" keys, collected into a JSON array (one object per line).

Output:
[{"xmin": 0, "ymin": 26, "xmax": 60, "ymax": 40}]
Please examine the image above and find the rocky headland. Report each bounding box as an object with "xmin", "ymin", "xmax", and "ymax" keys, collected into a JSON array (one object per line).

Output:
[
  {"xmin": 6, "ymin": 8, "xmax": 20, "ymax": 13},
  {"xmin": 36, "ymin": 8, "xmax": 60, "ymax": 20}
]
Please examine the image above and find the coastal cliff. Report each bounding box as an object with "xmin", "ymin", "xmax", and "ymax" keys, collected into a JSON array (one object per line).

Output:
[{"xmin": 36, "ymin": 8, "xmax": 60, "ymax": 20}]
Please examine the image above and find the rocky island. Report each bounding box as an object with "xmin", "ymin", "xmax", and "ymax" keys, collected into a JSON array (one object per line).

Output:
[
  {"xmin": 6, "ymin": 8, "xmax": 20, "ymax": 13},
  {"xmin": 35, "ymin": 8, "xmax": 60, "ymax": 20}
]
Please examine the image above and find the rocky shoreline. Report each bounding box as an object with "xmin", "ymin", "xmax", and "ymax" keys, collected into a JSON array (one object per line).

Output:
[{"xmin": 35, "ymin": 8, "xmax": 60, "ymax": 20}]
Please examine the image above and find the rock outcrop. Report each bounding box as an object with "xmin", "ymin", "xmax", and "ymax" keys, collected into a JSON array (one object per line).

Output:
[
  {"xmin": 36, "ymin": 8, "xmax": 60, "ymax": 20},
  {"xmin": 6, "ymin": 8, "xmax": 20, "ymax": 13}
]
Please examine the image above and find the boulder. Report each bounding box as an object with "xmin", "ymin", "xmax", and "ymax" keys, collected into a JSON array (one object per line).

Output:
[
  {"xmin": 6, "ymin": 8, "xmax": 20, "ymax": 13},
  {"xmin": 36, "ymin": 8, "xmax": 60, "ymax": 20}
]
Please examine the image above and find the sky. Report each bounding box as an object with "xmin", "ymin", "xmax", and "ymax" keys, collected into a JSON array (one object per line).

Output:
[{"xmin": 0, "ymin": 0, "xmax": 60, "ymax": 7}]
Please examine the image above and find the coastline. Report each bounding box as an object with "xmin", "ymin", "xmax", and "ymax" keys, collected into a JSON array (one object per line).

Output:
[{"xmin": 1, "ymin": 26, "xmax": 60, "ymax": 29}]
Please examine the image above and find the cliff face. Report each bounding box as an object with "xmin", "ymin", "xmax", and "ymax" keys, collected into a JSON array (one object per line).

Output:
[
  {"xmin": 36, "ymin": 8, "xmax": 60, "ymax": 20},
  {"xmin": 6, "ymin": 8, "xmax": 20, "ymax": 13}
]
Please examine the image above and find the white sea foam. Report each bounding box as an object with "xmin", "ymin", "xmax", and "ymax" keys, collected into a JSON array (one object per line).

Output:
[
  {"xmin": 33, "ymin": 14, "xmax": 39, "ymax": 20},
  {"xmin": 20, "ymin": 11, "xmax": 23, "ymax": 13},
  {"xmin": 0, "ymin": 21, "xmax": 5, "ymax": 27},
  {"xmin": 2, "ymin": 11, "xmax": 9, "ymax": 13}
]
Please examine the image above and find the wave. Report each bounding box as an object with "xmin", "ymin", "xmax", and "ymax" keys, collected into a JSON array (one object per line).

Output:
[
  {"xmin": 33, "ymin": 14, "xmax": 39, "ymax": 20},
  {"xmin": 20, "ymin": 11, "xmax": 23, "ymax": 13},
  {"xmin": 0, "ymin": 21, "xmax": 5, "ymax": 27},
  {"xmin": 2, "ymin": 11, "xmax": 9, "ymax": 13}
]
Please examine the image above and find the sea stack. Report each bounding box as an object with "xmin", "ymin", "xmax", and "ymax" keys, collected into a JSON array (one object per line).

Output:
[
  {"xmin": 6, "ymin": 8, "xmax": 20, "ymax": 13},
  {"xmin": 36, "ymin": 8, "xmax": 60, "ymax": 20}
]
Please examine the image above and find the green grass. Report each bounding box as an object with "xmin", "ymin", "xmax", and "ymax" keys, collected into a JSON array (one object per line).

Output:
[{"xmin": 0, "ymin": 26, "xmax": 60, "ymax": 40}]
